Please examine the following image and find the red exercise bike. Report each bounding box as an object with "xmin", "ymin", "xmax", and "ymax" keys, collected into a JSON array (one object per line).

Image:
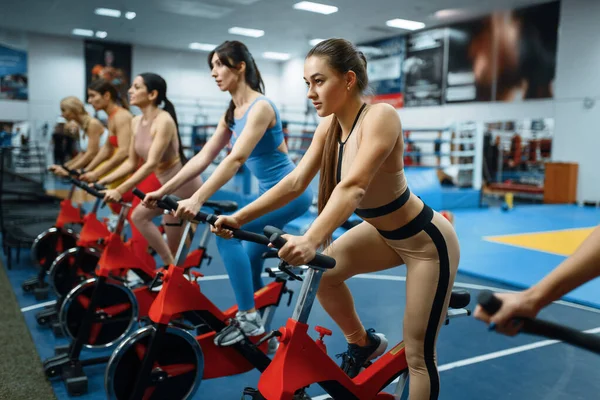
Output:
[
  {"xmin": 34, "ymin": 177, "xmax": 111, "ymax": 332},
  {"xmin": 242, "ymin": 227, "xmax": 472, "ymax": 400},
  {"xmin": 42, "ymin": 186, "xmax": 233, "ymax": 396},
  {"xmin": 103, "ymin": 194, "xmax": 299, "ymax": 400},
  {"xmin": 23, "ymin": 168, "xmax": 90, "ymax": 299}
]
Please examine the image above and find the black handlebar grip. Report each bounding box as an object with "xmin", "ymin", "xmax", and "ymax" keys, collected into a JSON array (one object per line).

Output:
[
  {"xmin": 264, "ymin": 226, "xmax": 286, "ymax": 248},
  {"xmin": 93, "ymin": 183, "xmax": 106, "ymax": 191},
  {"xmin": 79, "ymin": 183, "xmax": 104, "ymax": 199},
  {"xmin": 62, "ymin": 164, "xmax": 79, "ymax": 177},
  {"xmin": 477, "ymin": 290, "xmax": 503, "ymax": 315},
  {"xmin": 521, "ymin": 319, "xmax": 600, "ymax": 355},
  {"xmin": 263, "ymin": 225, "xmax": 336, "ymax": 269},
  {"xmin": 161, "ymin": 195, "xmax": 179, "ymax": 211},
  {"xmin": 132, "ymin": 188, "xmax": 145, "ymax": 200}
]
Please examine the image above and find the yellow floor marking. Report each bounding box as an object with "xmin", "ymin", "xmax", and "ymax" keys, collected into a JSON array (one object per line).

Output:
[{"xmin": 485, "ymin": 227, "xmax": 595, "ymax": 256}]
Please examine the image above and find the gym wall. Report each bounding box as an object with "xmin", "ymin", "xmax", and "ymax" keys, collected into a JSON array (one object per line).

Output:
[
  {"xmin": 0, "ymin": 29, "xmax": 283, "ymax": 125},
  {"xmin": 277, "ymin": 0, "xmax": 600, "ymax": 203}
]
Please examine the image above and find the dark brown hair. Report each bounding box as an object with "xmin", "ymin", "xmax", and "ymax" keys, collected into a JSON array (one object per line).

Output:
[
  {"xmin": 208, "ymin": 41, "xmax": 265, "ymax": 128},
  {"xmin": 306, "ymin": 38, "xmax": 368, "ymax": 244},
  {"xmin": 87, "ymin": 78, "xmax": 130, "ymax": 110}
]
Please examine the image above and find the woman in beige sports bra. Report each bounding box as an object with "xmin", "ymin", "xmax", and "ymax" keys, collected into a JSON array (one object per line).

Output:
[
  {"xmin": 99, "ymin": 73, "xmax": 202, "ymax": 266},
  {"xmin": 212, "ymin": 39, "xmax": 460, "ymax": 400}
]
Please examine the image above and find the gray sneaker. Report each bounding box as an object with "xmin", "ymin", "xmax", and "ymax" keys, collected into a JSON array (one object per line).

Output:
[{"xmin": 214, "ymin": 311, "xmax": 265, "ymax": 346}]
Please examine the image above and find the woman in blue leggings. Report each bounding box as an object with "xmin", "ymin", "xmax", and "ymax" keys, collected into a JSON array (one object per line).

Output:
[{"xmin": 143, "ymin": 40, "xmax": 312, "ymax": 346}]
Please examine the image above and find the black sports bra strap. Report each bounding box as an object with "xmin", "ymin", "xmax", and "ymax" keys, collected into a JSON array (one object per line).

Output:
[{"xmin": 336, "ymin": 103, "xmax": 367, "ymax": 183}]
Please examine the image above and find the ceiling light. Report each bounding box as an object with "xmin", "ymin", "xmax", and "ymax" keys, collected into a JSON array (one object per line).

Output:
[
  {"xmin": 434, "ymin": 9, "xmax": 466, "ymax": 19},
  {"xmin": 94, "ymin": 8, "xmax": 122, "ymax": 18},
  {"xmin": 309, "ymin": 38, "xmax": 324, "ymax": 46},
  {"xmin": 95, "ymin": 31, "xmax": 108, "ymax": 39},
  {"xmin": 125, "ymin": 11, "xmax": 137, "ymax": 20},
  {"xmin": 386, "ymin": 18, "xmax": 425, "ymax": 31},
  {"xmin": 228, "ymin": 26, "xmax": 264, "ymax": 38},
  {"xmin": 189, "ymin": 42, "xmax": 217, "ymax": 51},
  {"xmin": 72, "ymin": 29, "xmax": 94, "ymax": 37},
  {"xmin": 263, "ymin": 52, "xmax": 291, "ymax": 61},
  {"xmin": 293, "ymin": 1, "xmax": 338, "ymax": 15}
]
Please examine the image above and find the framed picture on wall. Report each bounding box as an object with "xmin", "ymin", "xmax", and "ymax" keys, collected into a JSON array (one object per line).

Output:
[
  {"xmin": 358, "ymin": 35, "xmax": 406, "ymax": 108},
  {"xmin": 493, "ymin": 1, "xmax": 559, "ymax": 102},
  {"xmin": 445, "ymin": 18, "xmax": 494, "ymax": 104},
  {"xmin": 403, "ymin": 28, "xmax": 446, "ymax": 107},
  {"xmin": 84, "ymin": 40, "xmax": 132, "ymax": 112},
  {"xmin": 0, "ymin": 43, "xmax": 28, "ymax": 101}
]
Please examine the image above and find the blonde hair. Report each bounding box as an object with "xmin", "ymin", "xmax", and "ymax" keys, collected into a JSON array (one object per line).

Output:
[{"xmin": 60, "ymin": 96, "xmax": 92, "ymax": 132}]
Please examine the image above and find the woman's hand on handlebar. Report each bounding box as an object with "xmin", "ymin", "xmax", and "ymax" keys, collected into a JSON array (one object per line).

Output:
[
  {"xmin": 80, "ymin": 171, "xmax": 98, "ymax": 183},
  {"xmin": 142, "ymin": 190, "xmax": 164, "ymax": 209},
  {"xmin": 474, "ymin": 291, "xmax": 541, "ymax": 336},
  {"xmin": 103, "ymin": 188, "xmax": 122, "ymax": 203},
  {"xmin": 50, "ymin": 165, "xmax": 69, "ymax": 177},
  {"xmin": 174, "ymin": 197, "xmax": 202, "ymax": 221},
  {"xmin": 273, "ymin": 234, "xmax": 318, "ymax": 267},
  {"xmin": 210, "ymin": 215, "xmax": 242, "ymax": 239}
]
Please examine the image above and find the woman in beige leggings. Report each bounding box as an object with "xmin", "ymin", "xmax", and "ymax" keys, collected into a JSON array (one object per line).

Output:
[{"xmin": 213, "ymin": 38, "xmax": 460, "ymax": 400}]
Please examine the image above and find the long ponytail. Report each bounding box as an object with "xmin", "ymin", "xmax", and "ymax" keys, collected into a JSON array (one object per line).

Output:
[
  {"xmin": 209, "ymin": 41, "xmax": 266, "ymax": 128},
  {"xmin": 162, "ymin": 97, "xmax": 187, "ymax": 165},
  {"xmin": 317, "ymin": 117, "xmax": 342, "ymax": 247}
]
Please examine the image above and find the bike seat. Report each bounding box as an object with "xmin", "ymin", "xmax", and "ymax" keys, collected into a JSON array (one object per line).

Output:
[
  {"xmin": 448, "ymin": 290, "xmax": 470, "ymax": 309},
  {"xmin": 204, "ymin": 200, "xmax": 238, "ymax": 213}
]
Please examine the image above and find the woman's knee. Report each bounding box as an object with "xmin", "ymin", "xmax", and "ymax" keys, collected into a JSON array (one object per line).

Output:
[
  {"xmin": 131, "ymin": 206, "xmax": 156, "ymax": 229},
  {"xmin": 317, "ymin": 270, "xmax": 346, "ymax": 295}
]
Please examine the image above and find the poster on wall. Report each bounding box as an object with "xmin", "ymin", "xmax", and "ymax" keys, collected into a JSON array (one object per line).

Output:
[
  {"xmin": 445, "ymin": 18, "xmax": 494, "ymax": 103},
  {"xmin": 358, "ymin": 35, "xmax": 406, "ymax": 108},
  {"xmin": 84, "ymin": 40, "xmax": 132, "ymax": 109},
  {"xmin": 493, "ymin": 1, "xmax": 559, "ymax": 102},
  {"xmin": 403, "ymin": 28, "xmax": 445, "ymax": 107},
  {"xmin": 0, "ymin": 43, "xmax": 28, "ymax": 101}
]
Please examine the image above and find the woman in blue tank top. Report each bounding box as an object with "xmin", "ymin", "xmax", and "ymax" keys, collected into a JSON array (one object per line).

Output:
[{"xmin": 142, "ymin": 40, "xmax": 313, "ymax": 346}]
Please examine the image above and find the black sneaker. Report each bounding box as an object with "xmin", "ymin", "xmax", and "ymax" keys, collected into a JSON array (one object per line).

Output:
[{"xmin": 336, "ymin": 328, "xmax": 388, "ymax": 378}]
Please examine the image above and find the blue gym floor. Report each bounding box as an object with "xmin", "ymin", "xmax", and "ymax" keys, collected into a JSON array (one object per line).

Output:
[{"xmin": 4, "ymin": 175, "xmax": 600, "ymax": 399}]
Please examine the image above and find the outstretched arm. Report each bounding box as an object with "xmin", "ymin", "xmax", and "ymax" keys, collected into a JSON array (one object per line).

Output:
[
  {"xmin": 159, "ymin": 115, "xmax": 231, "ymax": 196},
  {"xmin": 474, "ymin": 225, "xmax": 600, "ymax": 335},
  {"xmin": 175, "ymin": 100, "xmax": 275, "ymax": 219}
]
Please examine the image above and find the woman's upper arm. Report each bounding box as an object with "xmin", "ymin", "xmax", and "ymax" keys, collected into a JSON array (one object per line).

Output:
[
  {"xmin": 341, "ymin": 104, "xmax": 401, "ymax": 190},
  {"xmin": 114, "ymin": 113, "xmax": 133, "ymax": 150},
  {"xmin": 289, "ymin": 114, "xmax": 332, "ymax": 188},
  {"xmin": 87, "ymin": 120, "xmax": 104, "ymax": 150},
  {"xmin": 127, "ymin": 117, "xmax": 141, "ymax": 162},
  {"xmin": 203, "ymin": 114, "xmax": 232, "ymax": 158},
  {"xmin": 226, "ymin": 100, "xmax": 274, "ymax": 163},
  {"xmin": 145, "ymin": 114, "xmax": 175, "ymax": 166}
]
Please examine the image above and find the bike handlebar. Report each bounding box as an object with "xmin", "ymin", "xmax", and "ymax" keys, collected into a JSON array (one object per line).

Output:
[
  {"xmin": 477, "ymin": 290, "xmax": 600, "ymax": 355},
  {"xmin": 70, "ymin": 177, "xmax": 104, "ymax": 199},
  {"xmin": 263, "ymin": 226, "xmax": 335, "ymax": 270},
  {"xmin": 157, "ymin": 194, "xmax": 270, "ymax": 245}
]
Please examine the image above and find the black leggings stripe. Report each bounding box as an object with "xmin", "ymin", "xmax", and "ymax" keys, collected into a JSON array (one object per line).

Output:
[{"xmin": 422, "ymin": 222, "xmax": 451, "ymax": 400}]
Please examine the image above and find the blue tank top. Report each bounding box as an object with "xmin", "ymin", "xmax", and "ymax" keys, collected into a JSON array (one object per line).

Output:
[{"xmin": 230, "ymin": 96, "xmax": 295, "ymax": 193}]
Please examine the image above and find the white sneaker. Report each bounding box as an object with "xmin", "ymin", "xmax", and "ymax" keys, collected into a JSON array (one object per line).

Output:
[{"xmin": 214, "ymin": 311, "xmax": 265, "ymax": 347}]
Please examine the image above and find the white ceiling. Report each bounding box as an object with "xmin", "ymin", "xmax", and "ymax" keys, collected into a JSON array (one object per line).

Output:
[{"xmin": 0, "ymin": 0, "xmax": 557, "ymax": 60}]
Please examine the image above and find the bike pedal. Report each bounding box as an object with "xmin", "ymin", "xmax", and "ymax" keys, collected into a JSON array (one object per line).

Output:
[{"xmin": 241, "ymin": 387, "xmax": 266, "ymax": 400}]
